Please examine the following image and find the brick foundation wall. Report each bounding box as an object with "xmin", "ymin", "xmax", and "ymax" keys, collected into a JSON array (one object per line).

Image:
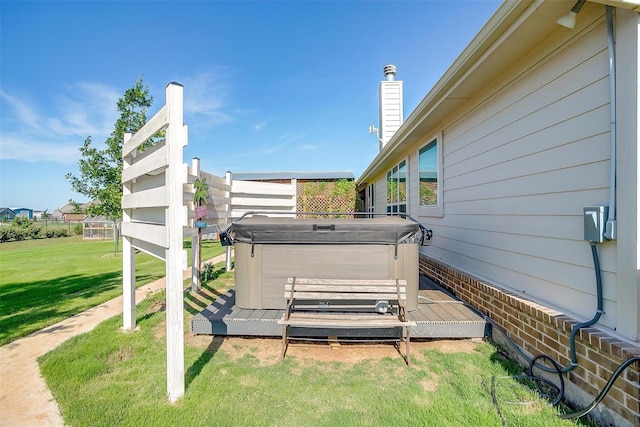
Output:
[{"xmin": 419, "ymin": 254, "xmax": 640, "ymax": 426}]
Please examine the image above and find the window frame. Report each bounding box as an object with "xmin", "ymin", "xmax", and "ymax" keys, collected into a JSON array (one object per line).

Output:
[
  {"xmin": 418, "ymin": 133, "xmax": 443, "ymax": 217},
  {"xmin": 386, "ymin": 158, "xmax": 407, "ymax": 214},
  {"xmin": 366, "ymin": 183, "xmax": 375, "ymax": 216}
]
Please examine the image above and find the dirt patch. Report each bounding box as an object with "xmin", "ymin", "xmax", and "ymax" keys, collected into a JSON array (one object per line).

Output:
[
  {"xmin": 416, "ymin": 339, "xmax": 481, "ymax": 354},
  {"xmin": 421, "ymin": 374, "xmax": 440, "ymax": 392},
  {"xmin": 187, "ymin": 335, "xmax": 482, "ymax": 366}
]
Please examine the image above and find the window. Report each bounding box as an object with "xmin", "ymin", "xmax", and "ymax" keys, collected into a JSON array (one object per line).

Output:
[
  {"xmin": 418, "ymin": 136, "xmax": 443, "ymax": 217},
  {"xmin": 386, "ymin": 160, "xmax": 406, "ymax": 214},
  {"xmin": 366, "ymin": 183, "xmax": 375, "ymax": 216},
  {"xmin": 419, "ymin": 139, "xmax": 438, "ymax": 206}
]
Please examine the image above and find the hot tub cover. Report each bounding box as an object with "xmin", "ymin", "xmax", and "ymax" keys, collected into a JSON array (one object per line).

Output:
[{"xmin": 230, "ymin": 216, "xmax": 421, "ymax": 245}]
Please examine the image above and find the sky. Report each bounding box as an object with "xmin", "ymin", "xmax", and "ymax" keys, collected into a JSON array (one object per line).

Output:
[{"xmin": 1, "ymin": 0, "xmax": 501, "ymax": 212}]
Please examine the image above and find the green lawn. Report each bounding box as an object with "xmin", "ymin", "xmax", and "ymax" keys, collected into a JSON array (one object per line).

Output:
[
  {"xmin": 4, "ymin": 236, "xmax": 587, "ymax": 426},
  {"xmin": 39, "ymin": 281, "xmax": 584, "ymax": 427},
  {"xmin": 0, "ymin": 236, "xmax": 226, "ymax": 345}
]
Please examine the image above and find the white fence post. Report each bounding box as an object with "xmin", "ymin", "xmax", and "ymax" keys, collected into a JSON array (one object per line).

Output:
[
  {"xmin": 225, "ymin": 171, "xmax": 233, "ymax": 272},
  {"xmin": 165, "ymin": 83, "xmax": 186, "ymax": 403},
  {"xmin": 122, "ymin": 132, "xmax": 136, "ymax": 331}
]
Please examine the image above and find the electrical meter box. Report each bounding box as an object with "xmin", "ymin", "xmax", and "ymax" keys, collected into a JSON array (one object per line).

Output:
[{"xmin": 583, "ymin": 206, "xmax": 608, "ymax": 243}]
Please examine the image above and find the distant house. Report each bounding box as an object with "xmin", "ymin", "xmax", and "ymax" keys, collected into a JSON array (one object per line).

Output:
[
  {"xmin": 54, "ymin": 202, "xmax": 89, "ymax": 223},
  {"xmin": 233, "ymin": 171, "xmax": 357, "ymax": 213},
  {"xmin": 13, "ymin": 208, "xmax": 33, "ymax": 219},
  {"xmin": 357, "ymin": 1, "xmax": 639, "ymax": 425},
  {"xmin": 0, "ymin": 208, "xmax": 16, "ymax": 221}
]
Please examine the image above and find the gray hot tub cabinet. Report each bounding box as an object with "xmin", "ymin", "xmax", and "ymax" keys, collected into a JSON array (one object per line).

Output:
[{"xmin": 228, "ymin": 216, "xmax": 425, "ymax": 311}]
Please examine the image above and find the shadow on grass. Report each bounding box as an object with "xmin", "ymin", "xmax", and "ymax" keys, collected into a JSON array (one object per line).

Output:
[
  {"xmin": 184, "ymin": 266, "xmax": 229, "ymax": 316},
  {"xmin": 488, "ymin": 345, "xmax": 524, "ymax": 377},
  {"xmin": 186, "ymin": 336, "xmax": 225, "ymax": 389},
  {"xmin": 0, "ymin": 272, "xmax": 125, "ymax": 344}
]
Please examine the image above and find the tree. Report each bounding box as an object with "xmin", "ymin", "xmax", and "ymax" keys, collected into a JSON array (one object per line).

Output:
[{"xmin": 66, "ymin": 77, "xmax": 154, "ymax": 223}]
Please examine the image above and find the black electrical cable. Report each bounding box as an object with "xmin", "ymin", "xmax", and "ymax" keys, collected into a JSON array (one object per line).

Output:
[
  {"xmin": 560, "ymin": 356, "xmax": 640, "ymax": 419},
  {"xmin": 486, "ymin": 314, "xmax": 640, "ymax": 420},
  {"xmin": 419, "ymin": 235, "xmax": 629, "ymax": 421},
  {"xmin": 527, "ymin": 354, "xmax": 565, "ymax": 407},
  {"xmin": 533, "ymin": 242, "xmax": 603, "ymax": 374},
  {"xmin": 485, "ymin": 242, "xmax": 604, "ymax": 376}
]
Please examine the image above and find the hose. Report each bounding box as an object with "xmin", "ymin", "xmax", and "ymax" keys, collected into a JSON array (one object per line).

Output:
[
  {"xmin": 560, "ymin": 356, "xmax": 640, "ymax": 419},
  {"xmin": 486, "ymin": 242, "xmax": 603, "ymax": 375},
  {"xmin": 488, "ymin": 314, "xmax": 640, "ymax": 419},
  {"xmin": 535, "ymin": 242, "xmax": 603, "ymax": 374},
  {"xmin": 527, "ymin": 354, "xmax": 565, "ymax": 407}
]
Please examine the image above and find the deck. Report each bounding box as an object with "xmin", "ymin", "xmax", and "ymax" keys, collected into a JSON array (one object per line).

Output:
[{"xmin": 191, "ymin": 275, "xmax": 487, "ymax": 339}]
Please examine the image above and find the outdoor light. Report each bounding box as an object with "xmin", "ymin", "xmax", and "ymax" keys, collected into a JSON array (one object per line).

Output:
[{"xmin": 557, "ymin": 0, "xmax": 587, "ymax": 29}]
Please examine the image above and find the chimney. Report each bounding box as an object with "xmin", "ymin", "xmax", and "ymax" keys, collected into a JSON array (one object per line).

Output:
[{"xmin": 378, "ymin": 64, "xmax": 403, "ymax": 150}]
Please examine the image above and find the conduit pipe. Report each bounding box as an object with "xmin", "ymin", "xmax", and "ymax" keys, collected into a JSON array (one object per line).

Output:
[
  {"xmin": 486, "ymin": 241, "xmax": 604, "ymax": 374},
  {"xmin": 604, "ymin": 5, "xmax": 617, "ymax": 240}
]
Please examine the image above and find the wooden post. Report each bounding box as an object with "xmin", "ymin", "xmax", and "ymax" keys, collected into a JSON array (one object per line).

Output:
[
  {"xmin": 291, "ymin": 178, "xmax": 298, "ymax": 217},
  {"xmin": 165, "ymin": 83, "xmax": 186, "ymax": 403},
  {"xmin": 122, "ymin": 132, "xmax": 136, "ymax": 331},
  {"xmin": 225, "ymin": 171, "xmax": 232, "ymax": 272},
  {"xmin": 191, "ymin": 157, "xmax": 201, "ymax": 292}
]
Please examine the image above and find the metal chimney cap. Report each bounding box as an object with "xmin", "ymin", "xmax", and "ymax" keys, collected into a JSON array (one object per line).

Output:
[{"xmin": 383, "ymin": 64, "xmax": 397, "ymax": 81}]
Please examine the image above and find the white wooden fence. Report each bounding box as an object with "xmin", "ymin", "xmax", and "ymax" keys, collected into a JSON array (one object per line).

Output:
[
  {"xmin": 186, "ymin": 166, "xmax": 296, "ymax": 289},
  {"xmin": 121, "ymin": 82, "xmax": 188, "ymax": 403},
  {"xmin": 121, "ymin": 82, "xmax": 296, "ymax": 404},
  {"xmin": 230, "ymin": 177, "xmax": 296, "ymax": 219},
  {"xmin": 185, "ymin": 167, "xmax": 296, "ymax": 235}
]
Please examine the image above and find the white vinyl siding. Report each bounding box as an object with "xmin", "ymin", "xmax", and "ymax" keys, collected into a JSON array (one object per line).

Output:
[
  {"xmin": 417, "ymin": 12, "xmax": 618, "ymax": 329},
  {"xmin": 379, "ymin": 81, "xmax": 403, "ymax": 147}
]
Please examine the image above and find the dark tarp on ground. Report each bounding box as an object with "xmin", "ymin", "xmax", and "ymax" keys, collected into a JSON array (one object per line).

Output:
[{"xmin": 230, "ymin": 216, "xmax": 421, "ymax": 245}]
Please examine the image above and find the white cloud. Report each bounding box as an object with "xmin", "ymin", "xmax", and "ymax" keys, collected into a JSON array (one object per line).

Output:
[
  {"xmin": 0, "ymin": 83, "xmax": 119, "ymax": 163},
  {"xmin": 278, "ymin": 133, "xmax": 305, "ymax": 143},
  {"xmin": 182, "ymin": 68, "xmax": 233, "ymax": 126},
  {"xmin": 299, "ymin": 144, "xmax": 317, "ymax": 150},
  {"xmin": 0, "ymin": 90, "xmax": 42, "ymax": 131},
  {"xmin": 0, "ymin": 134, "xmax": 80, "ymax": 164},
  {"xmin": 254, "ymin": 119, "xmax": 269, "ymax": 132}
]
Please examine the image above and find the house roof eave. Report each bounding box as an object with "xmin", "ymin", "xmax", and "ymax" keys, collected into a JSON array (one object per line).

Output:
[
  {"xmin": 357, "ymin": 0, "xmax": 534, "ymax": 185},
  {"xmin": 357, "ymin": 0, "xmax": 634, "ymax": 187}
]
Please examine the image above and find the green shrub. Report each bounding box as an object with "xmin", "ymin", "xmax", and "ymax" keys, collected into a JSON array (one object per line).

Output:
[
  {"xmin": 200, "ymin": 262, "xmax": 221, "ymax": 283},
  {"xmin": 13, "ymin": 228, "xmax": 26, "ymax": 241},
  {"xmin": 26, "ymin": 224, "xmax": 44, "ymax": 239},
  {"xmin": 72, "ymin": 223, "xmax": 83, "ymax": 235},
  {"xmin": 0, "ymin": 228, "xmax": 11, "ymax": 242},
  {"xmin": 13, "ymin": 216, "xmax": 32, "ymax": 228},
  {"xmin": 54, "ymin": 229, "xmax": 69, "ymax": 238}
]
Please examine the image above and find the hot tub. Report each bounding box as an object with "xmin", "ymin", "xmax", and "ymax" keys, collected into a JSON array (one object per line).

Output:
[{"xmin": 226, "ymin": 215, "xmax": 428, "ymax": 311}]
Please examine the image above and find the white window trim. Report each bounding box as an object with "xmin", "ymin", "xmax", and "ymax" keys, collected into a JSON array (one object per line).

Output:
[
  {"xmin": 386, "ymin": 158, "xmax": 408, "ymax": 215},
  {"xmin": 418, "ymin": 131, "xmax": 443, "ymax": 218},
  {"xmin": 366, "ymin": 183, "xmax": 375, "ymax": 216}
]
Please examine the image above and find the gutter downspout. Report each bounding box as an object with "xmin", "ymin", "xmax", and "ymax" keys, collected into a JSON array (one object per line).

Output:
[{"xmin": 604, "ymin": 5, "xmax": 617, "ymax": 240}]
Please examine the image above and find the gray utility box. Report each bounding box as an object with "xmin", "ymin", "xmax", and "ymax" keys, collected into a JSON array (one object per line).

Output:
[
  {"xmin": 229, "ymin": 216, "xmax": 423, "ymax": 311},
  {"xmin": 583, "ymin": 206, "xmax": 609, "ymax": 243}
]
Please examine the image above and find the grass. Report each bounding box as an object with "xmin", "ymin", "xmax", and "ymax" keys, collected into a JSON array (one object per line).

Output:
[
  {"xmin": 3, "ymin": 236, "xmax": 586, "ymax": 426},
  {"xmin": 0, "ymin": 236, "xmax": 226, "ymax": 345},
  {"xmin": 39, "ymin": 275, "xmax": 585, "ymax": 427}
]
